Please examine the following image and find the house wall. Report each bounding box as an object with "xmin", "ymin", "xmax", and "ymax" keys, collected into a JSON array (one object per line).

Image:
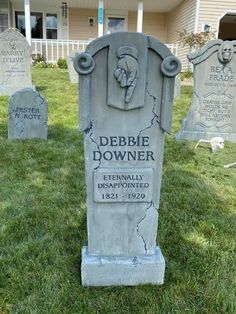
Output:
[
  {"xmin": 198, "ymin": 0, "xmax": 236, "ymax": 35},
  {"xmin": 129, "ymin": 11, "xmax": 167, "ymax": 41},
  {"xmin": 69, "ymin": 9, "xmax": 167, "ymax": 43},
  {"xmin": 167, "ymin": 0, "xmax": 196, "ymax": 70},
  {"xmin": 69, "ymin": 8, "xmax": 98, "ymax": 40},
  {"xmin": 128, "ymin": 11, "xmax": 136, "ymax": 32},
  {"xmin": 143, "ymin": 12, "xmax": 167, "ymax": 42}
]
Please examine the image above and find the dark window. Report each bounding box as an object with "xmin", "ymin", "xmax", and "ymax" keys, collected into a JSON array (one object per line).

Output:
[
  {"xmin": 15, "ymin": 11, "xmax": 43, "ymax": 38},
  {"xmin": 107, "ymin": 17, "xmax": 125, "ymax": 34}
]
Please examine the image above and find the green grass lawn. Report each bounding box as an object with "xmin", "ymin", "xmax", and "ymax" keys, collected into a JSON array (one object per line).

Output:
[{"xmin": 0, "ymin": 68, "xmax": 235, "ymax": 314}]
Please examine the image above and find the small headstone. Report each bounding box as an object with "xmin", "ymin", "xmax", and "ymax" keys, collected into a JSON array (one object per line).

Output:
[
  {"xmin": 174, "ymin": 76, "xmax": 181, "ymax": 99},
  {"xmin": 67, "ymin": 51, "xmax": 78, "ymax": 84},
  {"xmin": 176, "ymin": 40, "xmax": 236, "ymax": 143},
  {"xmin": 74, "ymin": 32, "xmax": 181, "ymax": 286},
  {"xmin": 8, "ymin": 88, "xmax": 48, "ymax": 140},
  {"xmin": 0, "ymin": 28, "xmax": 34, "ymax": 96}
]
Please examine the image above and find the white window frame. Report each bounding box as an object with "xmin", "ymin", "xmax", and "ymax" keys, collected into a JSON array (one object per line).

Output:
[{"xmin": 45, "ymin": 13, "xmax": 58, "ymax": 39}]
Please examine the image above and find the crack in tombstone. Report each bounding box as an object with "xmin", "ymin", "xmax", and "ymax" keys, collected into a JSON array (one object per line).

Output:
[
  {"xmin": 136, "ymin": 201, "xmax": 157, "ymax": 255},
  {"xmin": 137, "ymin": 89, "xmax": 160, "ymax": 137},
  {"xmin": 86, "ymin": 120, "xmax": 102, "ymax": 170},
  {"xmin": 34, "ymin": 92, "xmax": 45, "ymax": 107},
  {"xmin": 8, "ymin": 102, "xmax": 25, "ymax": 136},
  {"xmin": 132, "ymin": 256, "xmax": 140, "ymax": 267}
]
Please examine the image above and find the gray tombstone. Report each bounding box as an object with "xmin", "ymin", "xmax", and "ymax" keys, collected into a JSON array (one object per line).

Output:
[
  {"xmin": 74, "ymin": 32, "xmax": 181, "ymax": 286},
  {"xmin": 0, "ymin": 28, "xmax": 34, "ymax": 96},
  {"xmin": 8, "ymin": 88, "xmax": 48, "ymax": 140},
  {"xmin": 176, "ymin": 40, "xmax": 236, "ymax": 143},
  {"xmin": 67, "ymin": 51, "xmax": 78, "ymax": 84},
  {"xmin": 174, "ymin": 76, "xmax": 181, "ymax": 99}
]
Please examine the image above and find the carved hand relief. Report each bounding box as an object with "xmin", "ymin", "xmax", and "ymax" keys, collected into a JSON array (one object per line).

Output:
[
  {"xmin": 218, "ymin": 41, "xmax": 233, "ymax": 64},
  {"xmin": 114, "ymin": 46, "xmax": 139, "ymax": 104}
]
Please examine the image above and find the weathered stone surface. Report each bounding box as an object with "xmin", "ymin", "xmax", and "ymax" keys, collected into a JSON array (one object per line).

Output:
[
  {"xmin": 174, "ymin": 76, "xmax": 181, "ymax": 99},
  {"xmin": 67, "ymin": 51, "xmax": 78, "ymax": 84},
  {"xmin": 8, "ymin": 88, "xmax": 48, "ymax": 140},
  {"xmin": 74, "ymin": 32, "xmax": 181, "ymax": 286},
  {"xmin": 176, "ymin": 40, "xmax": 236, "ymax": 143},
  {"xmin": 81, "ymin": 246, "xmax": 165, "ymax": 286},
  {"xmin": 0, "ymin": 29, "xmax": 34, "ymax": 96}
]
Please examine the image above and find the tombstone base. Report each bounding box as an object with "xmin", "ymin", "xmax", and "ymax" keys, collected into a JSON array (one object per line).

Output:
[
  {"xmin": 81, "ymin": 246, "xmax": 165, "ymax": 286},
  {"xmin": 176, "ymin": 130, "xmax": 236, "ymax": 143}
]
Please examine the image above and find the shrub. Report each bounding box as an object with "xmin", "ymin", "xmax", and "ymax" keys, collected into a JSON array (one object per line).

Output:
[
  {"xmin": 33, "ymin": 60, "xmax": 48, "ymax": 68},
  {"xmin": 47, "ymin": 63, "xmax": 58, "ymax": 69},
  {"xmin": 57, "ymin": 58, "xmax": 68, "ymax": 69},
  {"xmin": 177, "ymin": 29, "xmax": 215, "ymax": 51},
  {"xmin": 180, "ymin": 70, "xmax": 193, "ymax": 81},
  {"xmin": 32, "ymin": 54, "xmax": 47, "ymax": 68}
]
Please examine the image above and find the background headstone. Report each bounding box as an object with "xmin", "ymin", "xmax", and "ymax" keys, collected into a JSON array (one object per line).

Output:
[
  {"xmin": 74, "ymin": 32, "xmax": 181, "ymax": 286},
  {"xmin": 8, "ymin": 88, "xmax": 48, "ymax": 140},
  {"xmin": 176, "ymin": 40, "xmax": 236, "ymax": 143},
  {"xmin": 0, "ymin": 28, "xmax": 34, "ymax": 96},
  {"xmin": 67, "ymin": 51, "xmax": 78, "ymax": 84},
  {"xmin": 174, "ymin": 76, "xmax": 181, "ymax": 99}
]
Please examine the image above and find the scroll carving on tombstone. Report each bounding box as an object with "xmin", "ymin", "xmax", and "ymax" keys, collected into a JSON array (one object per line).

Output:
[
  {"xmin": 176, "ymin": 39, "xmax": 236, "ymax": 143},
  {"xmin": 74, "ymin": 32, "xmax": 181, "ymax": 286}
]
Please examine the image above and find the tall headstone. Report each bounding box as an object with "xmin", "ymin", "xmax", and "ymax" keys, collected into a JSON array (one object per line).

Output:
[
  {"xmin": 8, "ymin": 88, "xmax": 48, "ymax": 140},
  {"xmin": 67, "ymin": 51, "xmax": 78, "ymax": 84},
  {"xmin": 174, "ymin": 76, "xmax": 181, "ymax": 99},
  {"xmin": 74, "ymin": 32, "xmax": 181, "ymax": 286},
  {"xmin": 176, "ymin": 40, "xmax": 236, "ymax": 143},
  {"xmin": 0, "ymin": 28, "xmax": 34, "ymax": 96}
]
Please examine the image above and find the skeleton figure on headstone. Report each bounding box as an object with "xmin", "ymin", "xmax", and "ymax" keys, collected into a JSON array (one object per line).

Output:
[
  {"xmin": 218, "ymin": 41, "xmax": 233, "ymax": 64},
  {"xmin": 195, "ymin": 137, "xmax": 224, "ymax": 153},
  {"xmin": 114, "ymin": 46, "xmax": 139, "ymax": 104}
]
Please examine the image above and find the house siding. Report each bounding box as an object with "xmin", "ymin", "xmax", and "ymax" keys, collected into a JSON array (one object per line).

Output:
[
  {"xmin": 69, "ymin": 8, "xmax": 98, "ymax": 40},
  {"xmin": 128, "ymin": 11, "xmax": 137, "ymax": 32},
  {"xmin": 167, "ymin": 0, "xmax": 196, "ymax": 70},
  {"xmin": 69, "ymin": 9, "xmax": 167, "ymax": 43},
  {"xmin": 198, "ymin": 0, "xmax": 236, "ymax": 34},
  {"xmin": 143, "ymin": 12, "xmax": 167, "ymax": 42}
]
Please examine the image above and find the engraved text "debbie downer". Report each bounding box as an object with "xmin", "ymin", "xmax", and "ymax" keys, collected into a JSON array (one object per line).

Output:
[{"xmin": 93, "ymin": 136, "xmax": 155, "ymax": 161}]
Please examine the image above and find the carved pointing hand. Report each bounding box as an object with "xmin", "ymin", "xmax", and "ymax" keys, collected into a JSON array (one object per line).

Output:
[{"xmin": 114, "ymin": 54, "xmax": 139, "ymax": 103}]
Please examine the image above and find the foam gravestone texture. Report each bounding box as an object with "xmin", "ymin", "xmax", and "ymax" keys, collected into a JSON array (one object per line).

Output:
[
  {"xmin": 0, "ymin": 28, "xmax": 34, "ymax": 96},
  {"xmin": 67, "ymin": 51, "xmax": 78, "ymax": 84},
  {"xmin": 176, "ymin": 40, "xmax": 236, "ymax": 143},
  {"xmin": 174, "ymin": 76, "xmax": 181, "ymax": 99},
  {"xmin": 8, "ymin": 88, "xmax": 48, "ymax": 140},
  {"xmin": 74, "ymin": 32, "xmax": 181, "ymax": 286}
]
